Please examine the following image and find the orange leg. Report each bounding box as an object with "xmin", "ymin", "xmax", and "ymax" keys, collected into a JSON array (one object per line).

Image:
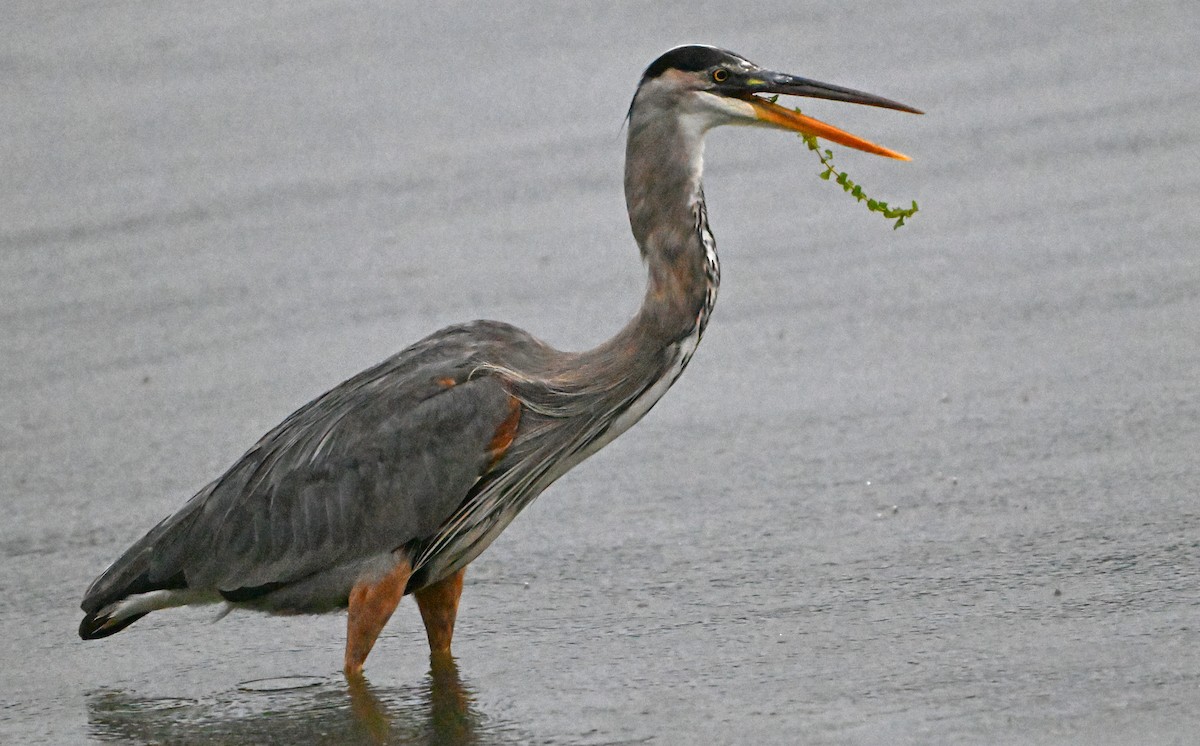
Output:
[
  {"xmin": 414, "ymin": 567, "xmax": 466, "ymax": 655},
  {"xmin": 345, "ymin": 558, "xmax": 413, "ymax": 677}
]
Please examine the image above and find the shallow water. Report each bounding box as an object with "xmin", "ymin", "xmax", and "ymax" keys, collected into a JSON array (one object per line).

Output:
[{"xmin": 3, "ymin": 1, "xmax": 1199, "ymax": 743}]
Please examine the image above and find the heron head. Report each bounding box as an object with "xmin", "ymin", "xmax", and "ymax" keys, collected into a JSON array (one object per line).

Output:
[{"xmin": 633, "ymin": 45, "xmax": 921, "ymax": 160}]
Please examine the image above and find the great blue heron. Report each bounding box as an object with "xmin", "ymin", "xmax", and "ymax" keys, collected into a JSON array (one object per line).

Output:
[{"xmin": 80, "ymin": 45, "xmax": 920, "ymax": 677}]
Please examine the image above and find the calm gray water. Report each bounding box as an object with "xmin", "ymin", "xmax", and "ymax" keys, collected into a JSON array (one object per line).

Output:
[{"xmin": 3, "ymin": 2, "xmax": 1198, "ymax": 743}]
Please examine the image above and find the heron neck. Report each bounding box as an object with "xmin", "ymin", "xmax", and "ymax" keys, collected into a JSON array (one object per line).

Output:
[{"xmin": 623, "ymin": 109, "xmax": 720, "ymax": 348}]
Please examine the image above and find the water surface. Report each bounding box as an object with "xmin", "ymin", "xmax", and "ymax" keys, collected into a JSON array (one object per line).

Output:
[{"xmin": 2, "ymin": 1, "xmax": 1198, "ymax": 743}]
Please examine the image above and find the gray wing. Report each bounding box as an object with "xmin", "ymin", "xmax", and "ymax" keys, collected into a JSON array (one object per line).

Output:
[{"xmin": 82, "ymin": 321, "xmax": 530, "ymax": 614}]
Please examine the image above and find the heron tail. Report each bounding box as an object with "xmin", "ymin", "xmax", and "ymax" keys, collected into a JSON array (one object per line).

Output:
[
  {"xmin": 79, "ymin": 487, "xmax": 216, "ymax": 641},
  {"xmin": 79, "ymin": 609, "xmax": 149, "ymax": 640}
]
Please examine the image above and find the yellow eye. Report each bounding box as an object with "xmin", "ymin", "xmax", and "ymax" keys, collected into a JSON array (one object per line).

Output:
[{"xmin": 712, "ymin": 68, "xmax": 729, "ymax": 83}]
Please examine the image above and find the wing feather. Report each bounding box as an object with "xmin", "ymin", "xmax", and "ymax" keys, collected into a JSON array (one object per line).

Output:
[
  {"xmin": 181, "ymin": 375, "xmax": 514, "ymax": 591},
  {"xmin": 82, "ymin": 321, "xmax": 540, "ymax": 615}
]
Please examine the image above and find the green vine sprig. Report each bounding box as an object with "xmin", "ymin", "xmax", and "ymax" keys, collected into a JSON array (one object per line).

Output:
[
  {"xmin": 802, "ymin": 133, "xmax": 918, "ymax": 229},
  {"xmin": 780, "ymin": 100, "xmax": 919, "ymax": 230}
]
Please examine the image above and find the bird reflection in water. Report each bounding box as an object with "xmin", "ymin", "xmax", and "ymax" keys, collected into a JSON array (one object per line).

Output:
[
  {"xmin": 348, "ymin": 655, "xmax": 477, "ymax": 743},
  {"xmin": 86, "ymin": 656, "xmax": 517, "ymax": 745}
]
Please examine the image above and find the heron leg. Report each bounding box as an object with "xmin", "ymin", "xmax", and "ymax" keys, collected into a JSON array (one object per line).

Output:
[
  {"xmin": 345, "ymin": 557, "xmax": 413, "ymax": 677},
  {"xmin": 414, "ymin": 567, "xmax": 466, "ymax": 655}
]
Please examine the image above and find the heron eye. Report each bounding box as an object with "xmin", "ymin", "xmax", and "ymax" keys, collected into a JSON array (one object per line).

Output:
[{"xmin": 712, "ymin": 68, "xmax": 729, "ymax": 83}]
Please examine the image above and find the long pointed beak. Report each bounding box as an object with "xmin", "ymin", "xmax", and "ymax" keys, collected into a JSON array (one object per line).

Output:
[{"xmin": 738, "ymin": 71, "xmax": 922, "ymax": 160}]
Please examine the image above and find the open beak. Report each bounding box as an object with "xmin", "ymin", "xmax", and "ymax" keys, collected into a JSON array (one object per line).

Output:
[{"xmin": 737, "ymin": 71, "xmax": 922, "ymax": 160}]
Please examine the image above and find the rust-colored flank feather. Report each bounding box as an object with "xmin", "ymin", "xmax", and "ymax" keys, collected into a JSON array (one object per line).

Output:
[{"xmin": 487, "ymin": 395, "xmax": 522, "ymax": 467}]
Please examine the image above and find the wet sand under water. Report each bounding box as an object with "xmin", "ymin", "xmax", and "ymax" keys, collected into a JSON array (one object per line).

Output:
[{"xmin": 2, "ymin": 1, "xmax": 1198, "ymax": 743}]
